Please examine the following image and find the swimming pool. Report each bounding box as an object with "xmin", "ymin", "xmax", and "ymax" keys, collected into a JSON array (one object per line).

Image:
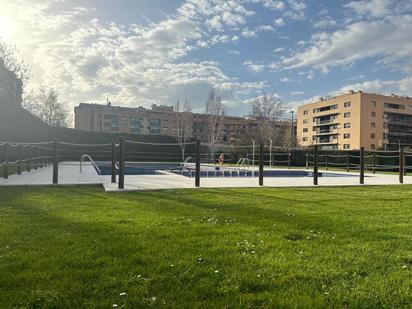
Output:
[{"xmin": 95, "ymin": 162, "xmax": 356, "ymax": 178}]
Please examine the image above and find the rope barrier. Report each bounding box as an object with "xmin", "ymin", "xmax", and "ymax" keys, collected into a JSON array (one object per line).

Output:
[
  {"xmin": 374, "ymin": 155, "xmax": 399, "ymax": 159},
  {"xmin": 126, "ymin": 140, "xmax": 196, "ymax": 146},
  {"xmin": 58, "ymin": 141, "xmax": 112, "ymax": 147}
]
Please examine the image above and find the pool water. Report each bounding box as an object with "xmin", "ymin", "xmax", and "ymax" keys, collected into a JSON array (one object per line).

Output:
[{"xmin": 96, "ymin": 162, "xmax": 356, "ymax": 178}]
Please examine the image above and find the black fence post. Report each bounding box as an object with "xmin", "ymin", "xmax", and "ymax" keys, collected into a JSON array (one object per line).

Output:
[
  {"xmin": 325, "ymin": 153, "xmax": 328, "ymax": 170},
  {"xmin": 360, "ymin": 147, "xmax": 365, "ymax": 185},
  {"xmin": 52, "ymin": 140, "xmax": 59, "ymax": 184},
  {"xmin": 111, "ymin": 140, "xmax": 116, "ymax": 184},
  {"xmin": 305, "ymin": 152, "xmax": 309, "ymax": 169},
  {"xmin": 34, "ymin": 146, "xmax": 38, "ymax": 170},
  {"xmin": 3, "ymin": 143, "xmax": 9, "ymax": 179},
  {"xmin": 346, "ymin": 152, "xmax": 349, "ymax": 172},
  {"xmin": 259, "ymin": 142, "xmax": 264, "ymax": 186},
  {"xmin": 195, "ymin": 140, "xmax": 200, "ymax": 187},
  {"xmin": 17, "ymin": 144, "xmax": 21, "ymax": 175},
  {"xmin": 118, "ymin": 137, "xmax": 125, "ymax": 190},
  {"xmin": 399, "ymin": 147, "xmax": 404, "ymax": 184},
  {"xmin": 27, "ymin": 145, "xmax": 31, "ymax": 172},
  {"xmin": 287, "ymin": 152, "xmax": 291, "ymax": 169},
  {"xmin": 313, "ymin": 145, "xmax": 318, "ymax": 185},
  {"xmin": 372, "ymin": 152, "xmax": 376, "ymax": 174}
]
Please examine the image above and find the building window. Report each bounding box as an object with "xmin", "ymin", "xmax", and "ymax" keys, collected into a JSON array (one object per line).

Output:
[
  {"xmin": 343, "ymin": 133, "xmax": 350, "ymax": 139},
  {"xmin": 303, "ymin": 119, "xmax": 308, "ymax": 124},
  {"xmin": 371, "ymin": 122, "xmax": 376, "ymax": 128},
  {"xmin": 371, "ymin": 111, "xmax": 376, "ymax": 117},
  {"xmin": 409, "ymin": 106, "xmax": 412, "ymax": 112},
  {"xmin": 303, "ymin": 137, "xmax": 308, "ymax": 142},
  {"xmin": 344, "ymin": 112, "xmax": 351, "ymax": 118},
  {"xmin": 370, "ymin": 133, "xmax": 375, "ymax": 139},
  {"xmin": 371, "ymin": 144, "xmax": 375, "ymax": 149},
  {"xmin": 384, "ymin": 102, "xmax": 405, "ymax": 110},
  {"xmin": 371, "ymin": 100, "xmax": 376, "ymax": 107},
  {"xmin": 313, "ymin": 104, "xmax": 338, "ymax": 113},
  {"xmin": 343, "ymin": 144, "xmax": 350, "ymax": 149},
  {"xmin": 344, "ymin": 123, "xmax": 351, "ymax": 128},
  {"xmin": 303, "ymin": 110, "xmax": 308, "ymax": 115},
  {"xmin": 303, "ymin": 128, "xmax": 308, "ymax": 132},
  {"xmin": 344, "ymin": 101, "xmax": 351, "ymax": 108}
]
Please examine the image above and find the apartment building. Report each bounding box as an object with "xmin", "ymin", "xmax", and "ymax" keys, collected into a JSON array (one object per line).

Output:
[
  {"xmin": 297, "ymin": 91, "xmax": 412, "ymax": 150},
  {"xmin": 75, "ymin": 102, "xmax": 295, "ymax": 145}
]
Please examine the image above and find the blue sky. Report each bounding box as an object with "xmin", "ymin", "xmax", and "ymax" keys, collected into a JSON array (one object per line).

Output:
[{"xmin": 1, "ymin": 0, "xmax": 412, "ymax": 117}]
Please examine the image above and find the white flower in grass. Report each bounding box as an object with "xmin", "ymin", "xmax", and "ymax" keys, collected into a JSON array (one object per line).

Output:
[
  {"xmin": 170, "ymin": 264, "xmax": 174, "ymax": 267},
  {"xmin": 119, "ymin": 292, "xmax": 127, "ymax": 296},
  {"xmin": 214, "ymin": 270, "xmax": 219, "ymax": 273},
  {"xmin": 113, "ymin": 305, "xmax": 118, "ymax": 308},
  {"xmin": 402, "ymin": 265, "xmax": 407, "ymax": 269}
]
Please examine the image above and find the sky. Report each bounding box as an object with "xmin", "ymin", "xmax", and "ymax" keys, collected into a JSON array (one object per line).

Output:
[{"xmin": 1, "ymin": 0, "xmax": 412, "ymax": 117}]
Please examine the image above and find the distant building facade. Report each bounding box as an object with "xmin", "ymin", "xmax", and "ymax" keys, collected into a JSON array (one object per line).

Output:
[
  {"xmin": 297, "ymin": 91, "xmax": 412, "ymax": 150},
  {"xmin": 75, "ymin": 102, "xmax": 295, "ymax": 145}
]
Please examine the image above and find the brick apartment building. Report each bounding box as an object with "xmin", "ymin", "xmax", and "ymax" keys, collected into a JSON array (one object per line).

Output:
[
  {"xmin": 297, "ymin": 91, "xmax": 412, "ymax": 150},
  {"xmin": 74, "ymin": 102, "xmax": 295, "ymax": 145}
]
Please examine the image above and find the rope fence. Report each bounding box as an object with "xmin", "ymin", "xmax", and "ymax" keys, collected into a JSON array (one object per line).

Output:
[{"xmin": 0, "ymin": 138, "xmax": 410, "ymax": 187}]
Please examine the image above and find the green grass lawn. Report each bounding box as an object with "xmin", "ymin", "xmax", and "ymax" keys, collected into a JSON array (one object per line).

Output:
[{"xmin": 1, "ymin": 186, "xmax": 412, "ymax": 308}]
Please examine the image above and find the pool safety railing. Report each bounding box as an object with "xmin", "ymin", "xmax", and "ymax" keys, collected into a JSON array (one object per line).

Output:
[
  {"xmin": 1, "ymin": 138, "xmax": 411, "ymax": 188},
  {"xmin": 80, "ymin": 154, "xmax": 101, "ymax": 174}
]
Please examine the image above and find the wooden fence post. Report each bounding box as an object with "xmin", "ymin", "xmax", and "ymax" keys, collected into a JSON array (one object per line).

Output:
[
  {"xmin": 52, "ymin": 140, "xmax": 59, "ymax": 184},
  {"xmin": 313, "ymin": 145, "xmax": 318, "ymax": 185},
  {"xmin": 259, "ymin": 142, "xmax": 264, "ymax": 186},
  {"xmin": 399, "ymin": 147, "xmax": 404, "ymax": 184},
  {"xmin": 3, "ymin": 143, "xmax": 8, "ymax": 179},
  {"xmin": 360, "ymin": 147, "xmax": 365, "ymax": 185},
  {"xmin": 346, "ymin": 152, "xmax": 350, "ymax": 172},
  {"xmin": 118, "ymin": 137, "xmax": 125, "ymax": 189},
  {"xmin": 17, "ymin": 144, "xmax": 21, "ymax": 175},
  {"xmin": 111, "ymin": 140, "xmax": 116, "ymax": 184},
  {"xmin": 195, "ymin": 140, "xmax": 200, "ymax": 187}
]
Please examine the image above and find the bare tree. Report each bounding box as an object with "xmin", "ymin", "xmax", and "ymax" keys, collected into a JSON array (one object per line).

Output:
[
  {"xmin": 0, "ymin": 41, "xmax": 31, "ymax": 87},
  {"xmin": 249, "ymin": 91, "xmax": 284, "ymax": 144},
  {"xmin": 175, "ymin": 98, "xmax": 193, "ymax": 161},
  {"xmin": 24, "ymin": 87, "xmax": 72, "ymax": 127},
  {"xmin": 206, "ymin": 89, "xmax": 224, "ymax": 160}
]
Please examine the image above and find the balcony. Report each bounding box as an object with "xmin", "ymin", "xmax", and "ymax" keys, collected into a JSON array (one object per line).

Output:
[
  {"xmin": 313, "ymin": 128, "xmax": 339, "ymax": 136},
  {"xmin": 312, "ymin": 120, "xmax": 340, "ymax": 127}
]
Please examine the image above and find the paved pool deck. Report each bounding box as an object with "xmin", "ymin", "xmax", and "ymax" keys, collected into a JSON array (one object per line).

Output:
[{"xmin": 0, "ymin": 161, "xmax": 410, "ymax": 191}]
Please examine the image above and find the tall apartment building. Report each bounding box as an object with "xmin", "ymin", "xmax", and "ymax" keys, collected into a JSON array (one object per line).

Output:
[
  {"xmin": 297, "ymin": 91, "xmax": 412, "ymax": 150},
  {"xmin": 75, "ymin": 102, "xmax": 295, "ymax": 145}
]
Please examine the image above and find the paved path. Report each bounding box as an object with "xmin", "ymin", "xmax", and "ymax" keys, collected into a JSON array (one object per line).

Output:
[{"xmin": 0, "ymin": 162, "xmax": 410, "ymax": 191}]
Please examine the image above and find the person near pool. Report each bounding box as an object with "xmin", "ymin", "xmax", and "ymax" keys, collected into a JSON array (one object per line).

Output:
[{"xmin": 218, "ymin": 153, "xmax": 224, "ymax": 165}]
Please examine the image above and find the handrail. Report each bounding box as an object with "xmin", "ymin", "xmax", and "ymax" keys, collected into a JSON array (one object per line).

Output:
[
  {"xmin": 182, "ymin": 156, "xmax": 193, "ymax": 169},
  {"xmin": 80, "ymin": 154, "xmax": 101, "ymax": 174},
  {"xmin": 236, "ymin": 158, "xmax": 250, "ymax": 168}
]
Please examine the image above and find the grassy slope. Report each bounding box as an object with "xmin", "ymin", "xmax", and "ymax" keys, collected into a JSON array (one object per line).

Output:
[{"xmin": 0, "ymin": 186, "xmax": 411, "ymax": 308}]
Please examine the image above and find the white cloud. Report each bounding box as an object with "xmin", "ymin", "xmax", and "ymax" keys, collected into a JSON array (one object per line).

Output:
[
  {"xmin": 280, "ymin": 77, "xmax": 294, "ymax": 82},
  {"xmin": 281, "ymin": 16, "xmax": 412, "ymax": 72},
  {"xmin": 290, "ymin": 90, "xmax": 305, "ymax": 95},
  {"xmin": 261, "ymin": 0, "xmax": 286, "ymax": 10},
  {"xmin": 243, "ymin": 61, "xmax": 265, "ymax": 73},
  {"xmin": 313, "ymin": 18, "xmax": 337, "ymax": 29},
  {"xmin": 343, "ymin": 0, "xmax": 392, "ymax": 17},
  {"xmin": 274, "ymin": 17, "xmax": 285, "ymax": 26},
  {"xmin": 241, "ymin": 28, "xmax": 257, "ymax": 37},
  {"xmin": 330, "ymin": 76, "xmax": 412, "ymax": 97},
  {"xmin": 1, "ymin": 0, "xmax": 267, "ymax": 115}
]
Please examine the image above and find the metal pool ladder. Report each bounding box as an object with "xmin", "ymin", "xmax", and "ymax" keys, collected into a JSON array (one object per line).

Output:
[
  {"xmin": 80, "ymin": 154, "xmax": 101, "ymax": 174},
  {"xmin": 182, "ymin": 156, "xmax": 193, "ymax": 169}
]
